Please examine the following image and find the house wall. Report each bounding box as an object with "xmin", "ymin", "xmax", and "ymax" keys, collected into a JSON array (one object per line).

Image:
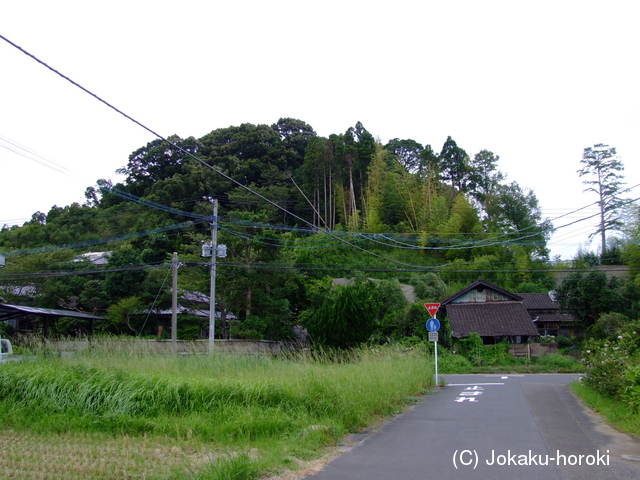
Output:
[
  {"xmin": 452, "ymin": 289, "xmax": 512, "ymax": 303},
  {"xmin": 535, "ymin": 323, "xmax": 584, "ymax": 339}
]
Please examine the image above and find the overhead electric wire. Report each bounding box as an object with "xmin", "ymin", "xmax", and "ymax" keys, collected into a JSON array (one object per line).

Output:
[
  {"xmin": 101, "ymin": 186, "xmax": 207, "ymax": 220},
  {"xmin": 0, "ymin": 132, "xmax": 76, "ymax": 175},
  {"xmin": 3, "ymin": 34, "xmax": 638, "ymax": 269},
  {"xmin": 218, "ymin": 225, "xmax": 369, "ymax": 249},
  {"xmin": 6, "ymin": 257, "xmax": 640, "ymax": 283},
  {"xmin": 0, "ymin": 34, "xmax": 502, "ymax": 270},
  {"xmin": 0, "ymin": 262, "xmax": 168, "ymax": 281},
  {"xmin": 103, "ymin": 184, "xmax": 559, "ymax": 251},
  {"xmin": 137, "ymin": 264, "xmax": 172, "ymax": 335},
  {"xmin": 551, "ymin": 196, "xmax": 640, "ymax": 231},
  {"xmin": 0, "ymin": 219, "xmax": 203, "ymax": 257}
]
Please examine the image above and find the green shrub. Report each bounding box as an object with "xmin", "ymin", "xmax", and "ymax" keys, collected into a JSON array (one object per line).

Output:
[
  {"xmin": 197, "ymin": 452, "xmax": 261, "ymax": 480},
  {"xmin": 581, "ymin": 320, "xmax": 640, "ymax": 408},
  {"xmin": 458, "ymin": 334, "xmax": 515, "ymax": 366},
  {"xmin": 621, "ymin": 366, "xmax": 640, "ymax": 412},
  {"xmin": 459, "ymin": 333, "xmax": 485, "ymax": 365},
  {"xmin": 0, "ymin": 321, "xmax": 15, "ymax": 337},
  {"xmin": 305, "ymin": 280, "xmax": 378, "ymax": 348},
  {"xmin": 439, "ymin": 351, "xmax": 473, "ymax": 373},
  {"xmin": 482, "ymin": 342, "xmax": 514, "ymax": 366},
  {"xmin": 177, "ymin": 314, "xmax": 206, "ymax": 340},
  {"xmin": 533, "ymin": 353, "xmax": 581, "ymax": 372}
]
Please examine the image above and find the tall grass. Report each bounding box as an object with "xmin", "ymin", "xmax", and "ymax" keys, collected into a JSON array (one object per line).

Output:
[
  {"xmin": 0, "ymin": 343, "xmax": 433, "ymax": 478},
  {"xmin": 572, "ymin": 382, "xmax": 640, "ymax": 439},
  {"xmin": 438, "ymin": 348, "xmax": 584, "ymax": 374}
]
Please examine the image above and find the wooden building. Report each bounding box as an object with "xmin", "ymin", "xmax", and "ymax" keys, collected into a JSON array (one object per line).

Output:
[{"xmin": 441, "ymin": 279, "xmax": 578, "ymax": 344}]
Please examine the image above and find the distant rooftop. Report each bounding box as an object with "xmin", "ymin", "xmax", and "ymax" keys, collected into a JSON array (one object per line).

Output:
[{"xmin": 73, "ymin": 251, "xmax": 112, "ymax": 265}]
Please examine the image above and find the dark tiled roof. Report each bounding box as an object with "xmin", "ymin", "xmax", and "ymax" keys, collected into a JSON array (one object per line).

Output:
[
  {"xmin": 447, "ymin": 302, "xmax": 540, "ymax": 338},
  {"xmin": 520, "ymin": 293, "xmax": 576, "ymax": 323},
  {"xmin": 519, "ymin": 292, "xmax": 558, "ymax": 310},
  {"xmin": 532, "ymin": 312, "xmax": 576, "ymax": 323}
]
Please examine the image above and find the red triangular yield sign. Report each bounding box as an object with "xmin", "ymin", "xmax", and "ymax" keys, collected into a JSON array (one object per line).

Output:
[{"xmin": 424, "ymin": 303, "xmax": 440, "ymax": 317}]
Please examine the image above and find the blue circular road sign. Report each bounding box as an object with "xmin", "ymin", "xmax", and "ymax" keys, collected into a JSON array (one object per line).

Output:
[{"xmin": 426, "ymin": 318, "xmax": 440, "ymax": 332}]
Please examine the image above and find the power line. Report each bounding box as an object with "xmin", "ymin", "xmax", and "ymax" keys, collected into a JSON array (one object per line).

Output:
[
  {"xmin": 102, "ymin": 184, "xmax": 557, "ymax": 250},
  {"xmin": 6, "ymin": 257, "xmax": 638, "ymax": 282},
  {"xmin": 3, "ymin": 34, "xmax": 639, "ymax": 267},
  {"xmin": 0, "ymin": 132, "xmax": 76, "ymax": 176},
  {"xmin": 0, "ymin": 34, "xmax": 554, "ymax": 270},
  {"xmin": 0, "ymin": 220, "xmax": 203, "ymax": 257}
]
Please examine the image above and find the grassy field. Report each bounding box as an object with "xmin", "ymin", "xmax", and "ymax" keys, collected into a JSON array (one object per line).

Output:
[{"xmin": 0, "ymin": 342, "xmax": 434, "ymax": 479}]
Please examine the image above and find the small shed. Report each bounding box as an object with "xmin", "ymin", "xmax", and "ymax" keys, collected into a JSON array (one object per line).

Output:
[{"xmin": 0, "ymin": 303, "xmax": 104, "ymax": 337}]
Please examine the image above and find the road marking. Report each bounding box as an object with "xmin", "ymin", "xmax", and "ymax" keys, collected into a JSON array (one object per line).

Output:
[
  {"xmin": 452, "ymin": 383, "xmax": 505, "ymax": 404},
  {"xmin": 454, "ymin": 385, "xmax": 486, "ymax": 403},
  {"xmin": 447, "ymin": 383, "xmax": 505, "ymax": 386}
]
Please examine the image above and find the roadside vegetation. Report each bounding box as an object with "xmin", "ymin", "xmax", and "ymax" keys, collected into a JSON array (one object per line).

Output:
[
  {"xmin": 570, "ymin": 318, "xmax": 640, "ymax": 439},
  {"xmin": 572, "ymin": 382, "xmax": 640, "ymax": 440},
  {"xmin": 0, "ymin": 343, "xmax": 433, "ymax": 479},
  {"xmin": 437, "ymin": 333, "xmax": 584, "ymax": 374}
]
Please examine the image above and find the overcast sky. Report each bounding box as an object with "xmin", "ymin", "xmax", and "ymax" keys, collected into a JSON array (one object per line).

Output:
[{"xmin": 1, "ymin": 1, "xmax": 638, "ymax": 260}]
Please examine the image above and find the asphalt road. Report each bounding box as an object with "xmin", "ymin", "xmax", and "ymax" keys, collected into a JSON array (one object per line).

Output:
[{"xmin": 303, "ymin": 374, "xmax": 640, "ymax": 480}]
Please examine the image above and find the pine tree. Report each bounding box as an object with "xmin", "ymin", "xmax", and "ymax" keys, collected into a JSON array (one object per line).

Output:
[{"xmin": 578, "ymin": 144, "xmax": 625, "ymax": 259}]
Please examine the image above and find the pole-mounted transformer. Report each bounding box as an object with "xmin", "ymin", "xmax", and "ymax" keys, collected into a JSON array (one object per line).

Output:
[{"xmin": 201, "ymin": 242, "xmax": 227, "ymax": 258}]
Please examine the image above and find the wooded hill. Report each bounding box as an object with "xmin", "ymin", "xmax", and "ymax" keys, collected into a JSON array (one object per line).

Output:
[{"xmin": 0, "ymin": 118, "xmax": 558, "ymax": 343}]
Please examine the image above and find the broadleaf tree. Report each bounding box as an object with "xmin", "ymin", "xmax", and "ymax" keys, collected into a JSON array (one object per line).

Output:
[{"xmin": 555, "ymin": 270, "xmax": 624, "ymax": 330}]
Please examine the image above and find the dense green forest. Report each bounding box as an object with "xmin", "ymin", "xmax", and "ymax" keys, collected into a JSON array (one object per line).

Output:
[{"xmin": 1, "ymin": 119, "xmax": 638, "ymax": 344}]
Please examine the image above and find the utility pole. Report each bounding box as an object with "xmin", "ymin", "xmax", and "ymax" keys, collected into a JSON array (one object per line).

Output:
[
  {"xmin": 171, "ymin": 252, "xmax": 178, "ymax": 351},
  {"xmin": 208, "ymin": 199, "xmax": 218, "ymax": 354}
]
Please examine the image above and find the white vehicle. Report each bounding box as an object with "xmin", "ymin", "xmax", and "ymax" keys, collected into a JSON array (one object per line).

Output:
[{"xmin": 0, "ymin": 336, "xmax": 12, "ymax": 363}]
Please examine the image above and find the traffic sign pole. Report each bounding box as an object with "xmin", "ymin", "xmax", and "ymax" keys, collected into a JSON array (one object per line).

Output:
[
  {"xmin": 435, "ymin": 339, "xmax": 438, "ymax": 386},
  {"xmin": 424, "ymin": 303, "xmax": 442, "ymax": 386},
  {"xmin": 424, "ymin": 303, "xmax": 440, "ymax": 387}
]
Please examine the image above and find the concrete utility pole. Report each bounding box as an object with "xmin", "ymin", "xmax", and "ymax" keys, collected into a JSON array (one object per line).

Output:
[
  {"xmin": 171, "ymin": 252, "xmax": 178, "ymax": 351},
  {"xmin": 208, "ymin": 199, "xmax": 218, "ymax": 355}
]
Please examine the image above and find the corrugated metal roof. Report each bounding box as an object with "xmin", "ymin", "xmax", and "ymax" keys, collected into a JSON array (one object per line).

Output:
[{"xmin": 0, "ymin": 304, "xmax": 104, "ymax": 322}]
